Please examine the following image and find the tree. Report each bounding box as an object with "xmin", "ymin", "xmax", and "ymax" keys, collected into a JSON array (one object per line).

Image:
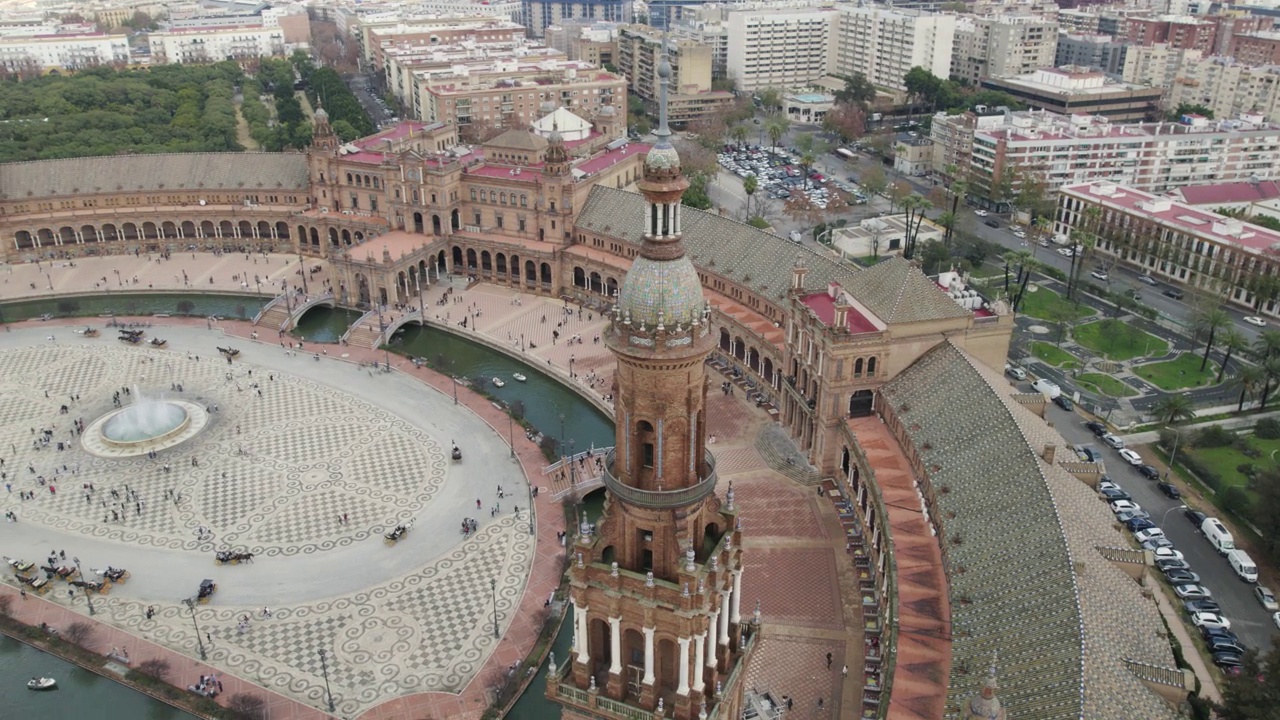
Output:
[
  {"xmin": 1215, "ymin": 649, "xmax": 1280, "ymax": 720},
  {"xmin": 860, "ymin": 166, "xmax": 888, "ymax": 200},
  {"xmin": 138, "ymin": 658, "xmax": 172, "ymax": 681},
  {"xmin": 1238, "ymin": 364, "xmax": 1266, "ymax": 412},
  {"xmin": 1065, "ymin": 207, "xmax": 1101, "ymax": 301},
  {"xmin": 1194, "ymin": 307, "xmax": 1231, "ymax": 372},
  {"xmin": 783, "ymin": 191, "xmax": 824, "ymax": 228},
  {"xmin": 65, "ymin": 621, "xmax": 96, "ymax": 648},
  {"xmin": 1167, "ymin": 103, "xmax": 1214, "ymax": 120},
  {"xmin": 756, "ymin": 87, "xmax": 783, "ymax": 112},
  {"xmin": 728, "ymin": 123, "xmax": 749, "ymax": 149},
  {"xmin": 834, "ymin": 73, "xmax": 877, "ymax": 107},
  {"xmin": 1218, "ymin": 327, "xmax": 1249, "ymax": 383},
  {"xmin": 903, "ymin": 66, "xmax": 943, "ymax": 117},
  {"xmin": 743, "ymin": 173, "xmax": 759, "ymax": 217},
  {"xmin": 822, "ymin": 102, "xmax": 867, "ymax": 143},
  {"xmin": 886, "ymin": 181, "xmax": 912, "ymax": 214},
  {"xmin": 794, "ymin": 132, "xmax": 828, "ymax": 180},
  {"xmin": 1152, "ymin": 394, "xmax": 1195, "ymax": 424},
  {"xmin": 764, "ymin": 113, "xmax": 789, "ymax": 150},
  {"xmin": 228, "ymin": 693, "xmax": 267, "ymax": 719}
]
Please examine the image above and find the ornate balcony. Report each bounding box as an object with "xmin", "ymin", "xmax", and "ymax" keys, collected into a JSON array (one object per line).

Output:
[{"xmin": 601, "ymin": 449, "xmax": 718, "ymax": 509}]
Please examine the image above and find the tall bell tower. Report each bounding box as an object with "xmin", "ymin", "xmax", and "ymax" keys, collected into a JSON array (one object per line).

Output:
[{"xmin": 547, "ymin": 36, "xmax": 757, "ymax": 720}]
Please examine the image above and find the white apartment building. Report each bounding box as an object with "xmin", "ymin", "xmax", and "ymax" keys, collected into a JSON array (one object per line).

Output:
[
  {"xmin": 951, "ymin": 15, "xmax": 1059, "ymax": 84},
  {"xmin": 148, "ymin": 24, "xmax": 298, "ymax": 63},
  {"xmin": 381, "ymin": 40, "xmax": 561, "ymax": 109},
  {"xmin": 1170, "ymin": 55, "xmax": 1280, "ymax": 124},
  {"xmin": 671, "ymin": 16, "xmax": 728, "ymax": 79},
  {"xmin": 723, "ymin": 5, "xmax": 837, "ymax": 92},
  {"xmin": 1119, "ymin": 43, "xmax": 1187, "ymax": 87},
  {"xmin": 0, "ymin": 31, "xmax": 131, "ymax": 72},
  {"xmin": 1058, "ymin": 180, "xmax": 1280, "ymax": 315},
  {"xmin": 830, "ymin": 6, "xmax": 955, "ymax": 93},
  {"xmin": 967, "ymin": 110, "xmax": 1280, "ymax": 205}
]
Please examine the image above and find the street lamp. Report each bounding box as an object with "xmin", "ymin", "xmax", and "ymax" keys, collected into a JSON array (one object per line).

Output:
[
  {"xmin": 298, "ymin": 248, "xmax": 309, "ymax": 295},
  {"xmin": 72, "ymin": 557, "xmax": 94, "ymax": 615},
  {"xmin": 450, "ymin": 359, "xmax": 458, "ymax": 404},
  {"xmin": 1161, "ymin": 505, "xmax": 1188, "ymax": 527},
  {"xmin": 559, "ymin": 413, "xmax": 566, "ymax": 453},
  {"xmin": 508, "ymin": 411, "xmax": 515, "ymax": 459},
  {"xmin": 1165, "ymin": 428, "xmax": 1185, "ymax": 480},
  {"xmin": 490, "ymin": 578, "xmax": 500, "ymax": 638},
  {"xmin": 318, "ymin": 648, "xmax": 336, "ymax": 712},
  {"xmin": 182, "ymin": 598, "xmax": 207, "ymax": 660}
]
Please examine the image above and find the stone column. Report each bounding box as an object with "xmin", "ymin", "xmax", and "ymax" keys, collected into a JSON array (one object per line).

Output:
[
  {"xmin": 677, "ymin": 637, "xmax": 690, "ymax": 696},
  {"xmin": 642, "ymin": 626, "xmax": 655, "ymax": 685},
  {"xmin": 574, "ymin": 603, "xmax": 590, "ymax": 665},
  {"xmin": 692, "ymin": 632, "xmax": 706, "ymax": 693},
  {"xmin": 731, "ymin": 569, "xmax": 743, "ymax": 624},
  {"xmin": 718, "ymin": 592, "xmax": 730, "ymax": 646},
  {"xmin": 609, "ymin": 616, "xmax": 622, "ymax": 675},
  {"xmin": 705, "ymin": 615, "xmax": 717, "ymax": 668}
]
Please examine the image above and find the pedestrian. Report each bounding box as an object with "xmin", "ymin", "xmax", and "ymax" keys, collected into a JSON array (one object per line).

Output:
[
  {"xmin": 342, "ymin": 512, "xmax": 348, "ymax": 524},
  {"xmin": 826, "ymin": 652, "xmax": 832, "ymax": 669},
  {"xmin": 842, "ymin": 664, "xmax": 848, "ymax": 678}
]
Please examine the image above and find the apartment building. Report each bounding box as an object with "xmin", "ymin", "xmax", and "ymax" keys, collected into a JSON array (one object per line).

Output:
[
  {"xmin": 1056, "ymin": 8, "xmax": 1131, "ymax": 36},
  {"xmin": 723, "ymin": 5, "xmax": 837, "ymax": 92},
  {"xmin": 1169, "ymin": 56, "xmax": 1280, "ymax": 124},
  {"xmin": 951, "ymin": 15, "xmax": 1059, "ymax": 84},
  {"xmin": 980, "ymin": 67, "xmax": 1163, "ymax": 122},
  {"xmin": 1230, "ymin": 31, "xmax": 1280, "ymax": 66},
  {"xmin": 1054, "ymin": 32, "xmax": 1129, "ymax": 75},
  {"xmin": 546, "ymin": 21, "xmax": 618, "ymax": 68},
  {"xmin": 418, "ymin": 60, "xmax": 626, "ymax": 136},
  {"xmin": 343, "ymin": 11, "xmax": 522, "ymax": 69},
  {"xmin": 616, "ymin": 24, "xmax": 734, "ymax": 121},
  {"xmin": 1057, "ymin": 180, "xmax": 1280, "ymax": 315},
  {"xmin": 0, "ymin": 31, "xmax": 130, "ymax": 72},
  {"xmin": 671, "ymin": 13, "xmax": 729, "ymax": 79},
  {"xmin": 521, "ymin": 0, "xmax": 629, "ymax": 37},
  {"xmin": 1118, "ymin": 43, "xmax": 1187, "ymax": 87},
  {"xmin": 367, "ymin": 18, "xmax": 526, "ymax": 72},
  {"xmin": 382, "ymin": 41, "xmax": 559, "ymax": 110},
  {"xmin": 1125, "ymin": 15, "xmax": 1219, "ymax": 53},
  {"xmin": 929, "ymin": 108, "xmax": 1016, "ymax": 179},
  {"xmin": 966, "ymin": 110, "xmax": 1280, "ymax": 208},
  {"xmin": 830, "ymin": 6, "xmax": 955, "ymax": 94},
  {"xmin": 147, "ymin": 23, "xmax": 304, "ymax": 64}
]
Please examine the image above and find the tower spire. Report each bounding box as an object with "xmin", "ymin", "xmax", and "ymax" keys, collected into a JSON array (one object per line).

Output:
[{"xmin": 654, "ymin": 32, "xmax": 672, "ymax": 144}]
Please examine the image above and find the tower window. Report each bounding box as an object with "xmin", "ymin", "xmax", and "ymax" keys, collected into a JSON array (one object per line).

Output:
[{"xmin": 642, "ymin": 443, "xmax": 654, "ymax": 468}]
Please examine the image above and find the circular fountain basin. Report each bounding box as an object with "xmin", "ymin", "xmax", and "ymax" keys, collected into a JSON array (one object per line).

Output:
[{"xmin": 83, "ymin": 400, "xmax": 209, "ymax": 458}]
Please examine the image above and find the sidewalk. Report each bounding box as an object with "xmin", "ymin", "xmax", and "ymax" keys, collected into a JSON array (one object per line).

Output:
[
  {"xmin": 1149, "ymin": 582, "xmax": 1222, "ymax": 705},
  {"xmin": 1119, "ymin": 405, "xmax": 1280, "ymax": 445}
]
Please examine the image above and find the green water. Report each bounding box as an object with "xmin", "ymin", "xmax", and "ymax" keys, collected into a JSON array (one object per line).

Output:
[
  {"xmin": 0, "ymin": 293, "xmax": 268, "ymax": 323},
  {"xmin": 393, "ymin": 325, "xmax": 615, "ymax": 453},
  {"xmin": 290, "ymin": 306, "xmax": 363, "ymax": 344}
]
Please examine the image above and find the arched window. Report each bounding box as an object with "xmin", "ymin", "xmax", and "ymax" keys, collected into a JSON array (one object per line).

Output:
[
  {"xmin": 854, "ymin": 358, "xmax": 864, "ymax": 378},
  {"xmin": 346, "ymin": 173, "xmax": 353, "ymax": 184},
  {"xmin": 520, "ymin": 194, "xmax": 528, "ymax": 207},
  {"xmin": 867, "ymin": 357, "xmax": 877, "ymax": 377},
  {"xmin": 500, "ymin": 192, "xmax": 507, "ymax": 205}
]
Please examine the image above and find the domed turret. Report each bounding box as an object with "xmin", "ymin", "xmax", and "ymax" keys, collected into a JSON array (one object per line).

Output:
[{"xmin": 964, "ymin": 656, "xmax": 1006, "ymax": 720}]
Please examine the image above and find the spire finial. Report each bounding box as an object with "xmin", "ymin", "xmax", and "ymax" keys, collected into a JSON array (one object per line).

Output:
[{"xmin": 655, "ymin": 32, "xmax": 672, "ymax": 143}]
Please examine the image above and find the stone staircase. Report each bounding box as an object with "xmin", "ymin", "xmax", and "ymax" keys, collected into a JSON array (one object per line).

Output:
[
  {"xmin": 754, "ymin": 424, "xmax": 821, "ymax": 485},
  {"xmin": 345, "ymin": 317, "xmax": 384, "ymax": 349},
  {"xmin": 255, "ymin": 302, "xmax": 291, "ymax": 331}
]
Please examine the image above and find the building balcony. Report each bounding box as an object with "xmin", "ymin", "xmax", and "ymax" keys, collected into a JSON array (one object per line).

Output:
[{"xmin": 601, "ymin": 449, "xmax": 718, "ymax": 509}]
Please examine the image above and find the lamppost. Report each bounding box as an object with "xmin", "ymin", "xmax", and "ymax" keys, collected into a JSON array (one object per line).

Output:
[
  {"xmin": 298, "ymin": 248, "xmax": 309, "ymax": 295},
  {"xmin": 508, "ymin": 411, "xmax": 515, "ymax": 459},
  {"xmin": 182, "ymin": 598, "xmax": 207, "ymax": 660},
  {"xmin": 374, "ymin": 302, "xmax": 391, "ymax": 370},
  {"xmin": 559, "ymin": 413, "xmax": 566, "ymax": 453},
  {"xmin": 72, "ymin": 557, "xmax": 94, "ymax": 615},
  {"xmin": 1165, "ymin": 428, "xmax": 1184, "ymax": 480},
  {"xmin": 528, "ymin": 479, "xmax": 535, "ymax": 536},
  {"xmin": 569, "ymin": 355, "xmax": 575, "ymax": 380},
  {"xmin": 450, "ymin": 359, "xmax": 458, "ymax": 404},
  {"xmin": 1161, "ymin": 505, "xmax": 1188, "ymax": 527},
  {"xmin": 490, "ymin": 578, "xmax": 499, "ymax": 638},
  {"xmin": 318, "ymin": 648, "xmax": 336, "ymax": 712}
]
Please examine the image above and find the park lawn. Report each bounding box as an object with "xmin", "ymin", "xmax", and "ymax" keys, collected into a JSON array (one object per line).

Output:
[
  {"xmin": 1073, "ymin": 320, "xmax": 1169, "ymax": 361},
  {"xmin": 1135, "ymin": 353, "xmax": 1219, "ymax": 391},
  {"xmin": 1184, "ymin": 435, "xmax": 1280, "ymax": 502},
  {"xmin": 1018, "ymin": 285, "xmax": 1093, "ymax": 322},
  {"xmin": 1076, "ymin": 372, "xmax": 1140, "ymax": 397},
  {"xmin": 1029, "ymin": 341, "xmax": 1081, "ymax": 368}
]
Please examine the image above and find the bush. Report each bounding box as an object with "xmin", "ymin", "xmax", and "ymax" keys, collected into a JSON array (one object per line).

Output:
[
  {"xmin": 175, "ymin": 300, "xmax": 196, "ymax": 314},
  {"xmin": 228, "ymin": 692, "xmax": 266, "ymax": 718},
  {"xmin": 0, "ymin": 595, "xmax": 11, "ymax": 617},
  {"xmin": 1257, "ymin": 417, "xmax": 1280, "ymax": 439},
  {"xmin": 1157, "ymin": 428, "xmax": 1180, "ymax": 453},
  {"xmin": 137, "ymin": 657, "xmax": 171, "ymax": 682},
  {"xmin": 1181, "ymin": 453, "xmax": 1221, "ymax": 490},
  {"xmin": 65, "ymin": 621, "xmax": 95, "ymax": 648},
  {"xmin": 1223, "ymin": 486, "xmax": 1252, "ymax": 517},
  {"xmin": 1193, "ymin": 425, "xmax": 1236, "ymax": 448}
]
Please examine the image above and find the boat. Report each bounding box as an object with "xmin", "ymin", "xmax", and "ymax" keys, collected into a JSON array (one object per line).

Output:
[
  {"xmin": 492, "ymin": 378, "xmax": 506, "ymax": 388},
  {"xmin": 27, "ymin": 677, "xmax": 56, "ymax": 691},
  {"xmin": 512, "ymin": 373, "xmax": 527, "ymax": 382}
]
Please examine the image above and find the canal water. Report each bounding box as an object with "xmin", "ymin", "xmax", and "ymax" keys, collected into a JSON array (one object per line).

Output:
[
  {"xmin": 0, "ymin": 634, "xmax": 197, "ymax": 720},
  {"xmin": 290, "ymin": 306, "xmax": 364, "ymax": 344},
  {"xmin": 0, "ymin": 293, "xmax": 268, "ymax": 323}
]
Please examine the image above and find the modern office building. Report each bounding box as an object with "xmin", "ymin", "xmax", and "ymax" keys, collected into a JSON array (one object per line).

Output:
[
  {"xmin": 616, "ymin": 24, "xmax": 734, "ymax": 122},
  {"xmin": 830, "ymin": 6, "xmax": 956, "ymax": 94},
  {"xmin": 723, "ymin": 5, "xmax": 837, "ymax": 92},
  {"xmin": 522, "ymin": 0, "xmax": 629, "ymax": 37},
  {"xmin": 979, "ymin": 67, "xmax": 1164, "ymax": 122},
  {"xmin": 1054, "ymin": 32, "xmax": 1129, "ymax": 75}
]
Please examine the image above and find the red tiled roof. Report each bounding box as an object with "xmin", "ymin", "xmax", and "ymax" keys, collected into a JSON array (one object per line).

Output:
[
  {"xmin": 576, "ymin": 142, "xmax": 649, "ymax": 175},
  {"xmin": 1174, "ymin": 181, "xmax": 1280, "ymax": 206},
  {"xmin": 801, "ymin": 292, "xmax": 879, "ymax": 334}
]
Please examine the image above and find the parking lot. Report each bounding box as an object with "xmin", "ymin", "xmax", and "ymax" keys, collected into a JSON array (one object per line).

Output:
[{"xmin": 716, "ymin": 145, "xmax": 870, "ymax": 213}]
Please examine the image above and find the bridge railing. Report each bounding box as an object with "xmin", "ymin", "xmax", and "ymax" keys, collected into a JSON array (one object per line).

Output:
[
  {"xmin": 251, "ymin": 293, "xmax": 287, "ymax": 326},
  {"xmin": 338, "ymin": 308, "xmax": 380, "ymax": 345}
]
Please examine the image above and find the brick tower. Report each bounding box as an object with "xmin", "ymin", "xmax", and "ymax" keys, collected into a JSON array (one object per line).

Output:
[{"xmin": 546, "ymin": 36, "xmax": 757, "ymax": 720}]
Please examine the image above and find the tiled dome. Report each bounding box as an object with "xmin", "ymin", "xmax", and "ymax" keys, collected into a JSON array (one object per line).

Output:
[{"xmin": 616, "ymin": 253, "xmax": 705, "ymax": 329}]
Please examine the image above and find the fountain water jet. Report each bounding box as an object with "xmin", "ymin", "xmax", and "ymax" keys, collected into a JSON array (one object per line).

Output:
[{"xmin": 102, "ymin": 387, "xmax": 190, "ymax": 444}]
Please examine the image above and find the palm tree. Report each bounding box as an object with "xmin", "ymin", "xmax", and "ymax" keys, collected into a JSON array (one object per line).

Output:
[
  {"xmin": 937, "ymin": 211, "xmax": 957, "ymax": 249},
  {"xmin": 1262, "ymin": 355, "xmax": 1280, "ymax": 410},
  {"xmin": 765, "ymin": 114, "xmax": 788, "ymax": 150},
  {"xmin": 1193, "ymin": 307, "xmax": 1230, "ymax": 372},
  {"xmin": 1217, "ymin": 327, "xmax": 1248, "ymax": 383},
  {"xmin": 907, "ymin": 196, "xmax": 932, "ymax": 259},
  {"xmin": 743, "ymin": 173, "xmax": 758, "ymax": 218},
  {"xmin": 900, "ymin": 194, "xmax": 922, "ymax": 258},
  {"xmin": 1253, "ymin": 329, "xmax": 1280, "ymax": 362},
  {"xmin": 729, "ymin": 123, "xmax": 749, "ymax": 149},
  {"xmin": 1237, "ymin": 364, "xmax": 1266, "ymax": 412},
  {"xmin": 1153, "ymin": 394, "xmax": 1196, "ymax": 424}
]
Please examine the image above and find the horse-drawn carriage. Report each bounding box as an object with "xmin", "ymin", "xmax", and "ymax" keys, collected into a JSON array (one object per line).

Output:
[
  {"xmin": 78, "ymin": 327, "xmax": 99, "ymax": 337},
  {"xmin": 119, "ymin": 332, "xmax": 143, "ymax": 344},
  {"xmin": 217, "ymin": 346, "xmax": 240, "ymax": 359},
  {"xmin": 452, "ymin": 445, "xmax": 462, "ymax": 461},
  {"xmin": 385, "ymin": 521, "xmax": 413, "ymax": 545},
  {"xmin": 196, "ymin": 578, "xmax": 217, "ymax": 603},
  {"xmin": 91, "ymin": 566, "xmax": 129, "ymax": 586},
  {"xmin": 149, "ymin": 338, "xmax": 167, "ymax": 347},
  {"xmin": 6, "ymin": 558, "xmax": 35, "ymax": 575},
  {"xmin": 20, "ymin": 575, "xmax": 49, "ymax": 595},
  {"xmin": 215, "ymin": 550, "xmax": 255, "ymax": 565},
  {"xmin": 70, "ymin": 579, "xmax": 106, "ymax": 594}
]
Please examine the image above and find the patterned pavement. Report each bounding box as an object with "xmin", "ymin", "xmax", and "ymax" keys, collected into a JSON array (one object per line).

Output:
[{"xmin": 0, "ymin": 332, "xmax": 533, "ymax": 717}]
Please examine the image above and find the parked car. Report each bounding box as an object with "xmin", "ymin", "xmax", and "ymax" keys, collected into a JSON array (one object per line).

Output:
[
  {"xmin": 985, "ymin": 219, "xmax": 1000, "ymax": 228},
  {"xmin": 1244, "ymin": 316, "xmax": 1268, "ymax": 327},
  {"xmin": 1192, "ymin": 612, "xmax": 1232, "ymax": 630},
  {"xmin": 1164, "ymin": 569, "xmax": 1200, "ymax": 584},
  {"xmin": 1163, "ymin": 289, "xmax": 1185, "ymax": 300},
  {"xmin": 1053, "ymin": 395, "xmax": 1074, "ymax": 411},
  {"xmin": 1185, "ymin": 598, "xmax": 1222, "ymax": 614},
  {"xmin": 1274, "ymin": 611, "xmax": 1280, "ymax": 630},
  {"xmin": 1110, "ymin": 499, "xmax": 1141, "ymax": 514},
  {"xmin": 1138, "ymin": 465, "xmax": 1161, "ymax": 480},
  {"xmin": 1213, "ymin": 652, "xmax": 1245, "ymax": 672},
  {"xmin": 1100, "ymin": 488, "xmax": 1131, "ymax": 501},
  {"xmin": 1134, "ymin": 528, "xmax": 1166, "ymax": 543},
  {"xmin": 1057, "ymin": 247, "xmax": 1075, "ymax": 258},
  {"xmin": 1157, "ymin": 482, "xmax": 1182, "ymax": 499},
  {"xmin": 1142, "ymin": 537, "xmax": 1175, "ymax": 551},
  {"xmin": 1005, "ymin": 364, "xmax": 1026, "ymax": 381},
  {"xmin": 1138, "ymin": 275, "xmax": 1158, "ymax": 286},
  {"xmin": 1118, "ymin": 448, "xmax": 1143, "ymax": 465},
  {"xmin": 1116, "ymin": 509, "xmax": 1151, "ymax": 523},
  {"xmin": 1152, "ymin": 547, "xmax": 1186, "ymax": 562},
  {"xmin": 974, "ymin": 209, "xmax": 989, "ymax": 217},
  {"xmin": 1126, "ymin": 517, "xmax": 1157, "ymax": 532},
  {"xmin": 1208, "ymin": 641, "xmax": 1247, "ymax": 657},
  {"xmin": 1084, "ymin": 421, "xmax": 1108, "ymax": 437},
  {"xmin": 1102, "ymin": 434, "xmax": 1124, "ymax": 449},
  {"xmin": 1255, "ymin": 586, "xmax": 1279, "ymax": 612},
  {"xmin": 1156, "ymin": 557, "xmax": 1191, "ymax": 572},
  {"xmin": 1202, "ymin": 626, "xmax": 1238, "ymax": 644},
  {"xmin": 1099, "ymin": 479, "xmax": 1121, "ymax": 492},
  {"xmin": 1184, "ymin": 509, "xmax": 1207, "ymax": 528},
  {"xmin": 1090, "ymin": 269, "xmax": 1109, "ymax": 281},
  {"xmin": 1174, "ymin": 584, "xmax": 1211, "ymax": 599}
]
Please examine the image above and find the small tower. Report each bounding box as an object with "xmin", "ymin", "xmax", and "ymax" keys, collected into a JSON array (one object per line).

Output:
[
  {"xmin": 547, "ymin": 35, "xmax": 757, "ymax": 720},
  {"xmin": 543, "ymin": 122, "xmax": 571, "ymax": 178},
  {"xmin": 540, "ymin": 118, "xmax": 572, "ymax": 243},
  {"xmin": 311, "ymin": 102, "xmax": 339, "ymax": 153},
  {"xmin": 963, "ymin": 656, "xmax": 1006, "ymax": 720}
]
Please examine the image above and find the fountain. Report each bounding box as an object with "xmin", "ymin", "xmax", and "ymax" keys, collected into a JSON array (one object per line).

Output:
[{"xmin": 82, "ymin": 388, "xmax": 209, "ymax": 458}]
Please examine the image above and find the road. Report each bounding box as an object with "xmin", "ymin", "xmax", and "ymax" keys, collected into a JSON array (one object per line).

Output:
[
  {"xmin": 343, "ymin": 72, "xmax": 393, "ymax": 128},
  {"xmin": 1042, "ymin": 395, "xmax": 1277, "ymax": 654}
]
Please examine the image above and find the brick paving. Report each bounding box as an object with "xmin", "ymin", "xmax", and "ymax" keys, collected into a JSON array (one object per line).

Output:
[{"xmin": 0, "ymin": 252, "xmax": 872, "ymax": 719}]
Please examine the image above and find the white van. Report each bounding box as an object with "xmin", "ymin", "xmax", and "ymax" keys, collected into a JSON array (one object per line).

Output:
[
  {"xmin": 1031, "ymin": 378, "xmax": 1061, "ymax": 399},
  {"xmin": 1228, "ymin": 549, "xmax": 1259, "ymax": 583},
  {"xmin": 1201, "ymin": 518, "xmax": 1235, "ymax": 555}
]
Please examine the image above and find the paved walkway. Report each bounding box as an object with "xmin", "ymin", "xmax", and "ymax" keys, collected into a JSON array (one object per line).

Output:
[
  {"xmin": 1120, "ymin": 407, "xmax": 1280, "ymax": 445},
  {"xmin": 1150, "ymin": 583, "xmax": 1222, "ymax": 705}
]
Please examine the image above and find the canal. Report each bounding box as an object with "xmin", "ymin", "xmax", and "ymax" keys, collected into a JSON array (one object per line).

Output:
[
  {"xmin": 291, "ymin": 306, "xmax": 364, "ymax": 344},
  {"xmin": 0, "ymin": 293, "xmax": 268, "ymax": 323}
]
